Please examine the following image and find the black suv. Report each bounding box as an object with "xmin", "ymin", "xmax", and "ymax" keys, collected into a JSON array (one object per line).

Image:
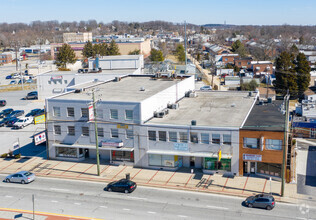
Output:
[
  {"xmin": 25, "ymin": 108, "xmax": 42, "ymax": 117},
  {"xmin": 244, "ymin": 194, "xmax": 275, "ymax": 210},
  {"xmin": 106, "ymin": 179, "xmax": 137, "ymax": 193},
  {"xmin": 0, "ymin": 100, "xmax": 6, "ymax": 107},
  {"xmin": 0, "ymin": 108, "xmax": 13, "ymax": 118},
  {"xmin": 26, "ymin": 91, "xmax": 38, "ymax": 100},
  {"xmin": 7, "ymin": 110, "xmax": 24, "ymax": 118}
]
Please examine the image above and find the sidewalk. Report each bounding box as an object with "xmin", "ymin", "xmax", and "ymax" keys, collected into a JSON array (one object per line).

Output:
[
  {"xmin": 0, "ymin": 156, "xmax": 312, "ymax": 204},
  {"xmin": 0, "ymin": 207, "xmax": 100, "ymax": 220}
]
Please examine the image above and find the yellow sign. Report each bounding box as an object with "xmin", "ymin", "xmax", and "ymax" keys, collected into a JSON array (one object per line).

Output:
[
  {"xmin": 34, "ymin": 114, "xmax": 45, "ymax": 125},
  {"xmin": 117, "ymin": 124, "xmax": 128, "ymax": 129},
  {"xmin": 218, "ymin": 149, "xmax": 222, "ymax": 161}
]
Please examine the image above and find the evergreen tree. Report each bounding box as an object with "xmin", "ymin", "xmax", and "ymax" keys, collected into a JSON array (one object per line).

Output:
[
  {"xmin": 55, "ymin": 44, "xmax": 76, "ymax": 69},
  {"xmin": 149, "ymin": 49, "xmax": 164, "ymax": 62},
  {"xmin": 231, "ymin": 40, "xmax": 247, "ymax": 58},
  {"xmin": 108, "ymin": 40, "xmax": 120, "ymax": 55},
  {"xmin": 296, "ymin": 52, "xmax": 311, "ymax": 98},
  {"xmin": 175, "ymin": 44, "xmax": 185, "ymax": 62},
  {"xmin": 82, "ymin": 41, "xmax": 94, "ymax": 58},
  {"xmin": 128, "ymin": 49, "xmax": 141, "ymax": 55},
  {"xmin": 92, "ymin": 44, "xmax": 101, "ymax": 57},
  {"xmin": 99, "ymin": 43, "xmax": 108, "ymax": 56}
]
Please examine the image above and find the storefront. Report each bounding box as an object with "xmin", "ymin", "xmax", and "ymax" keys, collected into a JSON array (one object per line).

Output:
[
  {"xmin": 148, "ymin": 154, "xmax": 182, "ymax": 168},
  {"xmin": 112, "ymin": 150, "xmax": 134, "ymax": 162},
  {"xmin": 204, "ymin": 157, "xmax": 231, "ymax": 171},
  {"xmin": 242, "ymin": 154, "xmax": 281, "ymax": 177}
]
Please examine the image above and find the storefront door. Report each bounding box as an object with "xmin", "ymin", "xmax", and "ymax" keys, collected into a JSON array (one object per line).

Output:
[
  {"xmin": 190, "ymin": 156, "xmax": 195, "ymax": 167},
  {"xmin": 250, "ymin": 162, "xmax": 256, "ymax": 174}
]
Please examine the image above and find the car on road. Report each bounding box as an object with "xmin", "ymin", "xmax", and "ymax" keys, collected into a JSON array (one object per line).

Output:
[
  {"xmin": 5, "ymin": 117, "xmax": 19, "ymax": 127},
  {"xmin": 7, "ymin": 110, "xmax": 24, "ymax": 118},
  {"xmin": 9, "ymin": 80, "xmax": 17, "ymax": 85},
  {"xmin": 0, "ymin": 108, "xmax": 14, "ymax": 118},
  {"xmin": 25, "ymin": 108, "xmax": 42, "ymax": 117},
  {"xmin": 5, "ymin": 171, "xmax": 36, "ymax": 184},
  {"xmin": 106, "ymin": 179, "xmax": 137, "ymax": 193},
  {"xmin": 12, "ymin": 117, "xmax": 33, "ymax": 129},
  {"xmin": 200, "ymin": 85, "xmax": 212, "ymax": 91},
  {"xmin": 25, "ymin": 91, "xmax": 38, "ymax": 100},
  {"xmin": 0, "ymin": 100, "xmax": 6, "ymax": 107},
  {"xmin": 244, "ymin": 193, "xmax": 275, "ymax": 210}
]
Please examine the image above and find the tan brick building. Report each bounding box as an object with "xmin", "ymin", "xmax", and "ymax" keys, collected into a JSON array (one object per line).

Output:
[
  {"xmin": 0, "ymin": 53, "xmax": 12, "ymax": 64},
  {"xmin": 234, "ymin": 57, "xmax": 253, "ymax": 69},
  {"xmin": 251, "ymin": 61, "xmax": 273, "ymax": 76}
]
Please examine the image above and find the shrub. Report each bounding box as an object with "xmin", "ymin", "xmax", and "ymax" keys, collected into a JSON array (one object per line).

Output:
[
  {"xmin": 0, "ymin": 153, "xmax": 7, "ymax": 158},
  {"xmin": 14, "ymin": 154, "xmax": 21, "ymax": 159}
]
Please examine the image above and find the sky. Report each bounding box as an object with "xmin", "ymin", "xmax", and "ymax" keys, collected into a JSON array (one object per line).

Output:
[{"xmin": 1, "ymin": 0, "xmax": 316, "ymax": 26}]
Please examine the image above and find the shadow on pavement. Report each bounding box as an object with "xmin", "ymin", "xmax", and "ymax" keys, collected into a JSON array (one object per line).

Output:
[{"xmin": 13, "ymin": 142, "xmax": 46, "ymax": 159}]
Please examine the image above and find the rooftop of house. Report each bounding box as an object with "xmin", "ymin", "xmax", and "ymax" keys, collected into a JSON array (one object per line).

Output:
[
  {"xmin": 52, "ymin": 75, "xmax": 191, "ymax": 102},
  {"xmin": 147, "ymin": 91, "xmax": 256, "ymax": 128},
  {"xmin": 241, "ymin": 100, "xmax": 285, "ymax": 132},
  {"xmin": 38, "ymin": 69, "xmax": 138, "ymax": 76},
  {"xmin": 251, "ymin": 61, "xmax": 273, "ymax": 65}
]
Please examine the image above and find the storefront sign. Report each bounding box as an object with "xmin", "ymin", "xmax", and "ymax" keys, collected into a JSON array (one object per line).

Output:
[
  {"xmin": 243, "ymin": 154, "xmax": 262, "ymax": 161},
  {"xmin": 100, "ymin": 138, "xmax": 123, "ymax": 147},
  {"xmin": 13, "ymin": 141, "xmax": 20, "ymax": 150},
  {"xmin": 34, "ymin": 131, "xmax": 46, "ymax": 145},
  {"xmin": 89, "ymin": 105, "xmax": 94, "ymax": 121},
  {"xmin": 117, "ymin": 124, "xmax": 128, "ymax": 129},
  {"xmin": 34, "ymin": 114, "xmax": 45, "ymax": 125},
  {"xmin": 51, "ymin": 75, "xmax": 63, "ymax": 80},
  {"xmin": 174, "ymin": 143, "xmax": 188, "ymax": 151}
]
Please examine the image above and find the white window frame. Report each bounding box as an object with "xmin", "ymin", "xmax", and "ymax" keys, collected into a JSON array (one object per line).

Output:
[
  {"xmin": 82, "ymin": 127, "xmax": 89, "ymax": 136},
  {"xmin": 54, "ymin": 125, "xmax": 61, "ymax": 135},
  {"xmin": 125, "ymin": 110, "xmax": 133, "ymax": 120},
  {"xmin": 67, "ymin": 107, "xmax": 75, "ymax": 117},
  {"xmin": 53, "ymin": 107, "xmax": 61, "ymax": 117},
  {"xmin": 110, "ymin": 109, "xmax": 118, "ymax": 119},
  {"xmin": 111, "ymin": 128, "xmax": 119, "ymax": 138},
  {"xmin": 68, "ymin": 126, "xmax": 75, "ymax": 136}
]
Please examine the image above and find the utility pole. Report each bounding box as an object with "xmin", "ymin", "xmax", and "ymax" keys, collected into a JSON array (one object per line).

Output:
[
  {"xmin": 92, "ymin": 91, "xmax": 100, "ymax": 176},
  {"xmin": 184, "ymin": 21, "xmax": 187, "ymax": 74},
  {"xmin": 281, "ymin": 91, "xmax": 290, "ymax": 197}
]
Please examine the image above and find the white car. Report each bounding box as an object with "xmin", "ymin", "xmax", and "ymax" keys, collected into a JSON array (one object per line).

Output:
[
  {"xmin": 200, "ymin": 85, "xmax": 212, "ymax": 91},
  {"xmin": 12, "ymin": 117, "xmax": 33, "ymax": 129}
]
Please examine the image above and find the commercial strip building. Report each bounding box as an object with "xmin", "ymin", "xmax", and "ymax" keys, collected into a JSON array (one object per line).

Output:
[
  {"xmin": 45, "ymin": 74, "xmax": 268, "ymax": 175},
  {"xmin": 239, "ymin": 100, "xmax": 285, "ymax": 178},
  {"xmin": 63, "ymin": 32, "xmax": 92, "ymax": 43}
]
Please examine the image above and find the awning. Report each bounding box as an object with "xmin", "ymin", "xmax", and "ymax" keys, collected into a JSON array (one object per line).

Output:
[
  {"xmin": 53, "ymin": 143, "xmax": 134, "ymax": 152},
  {"xmin": 147, "ymin": 150, "xmax": 232, "ymax": 159}
]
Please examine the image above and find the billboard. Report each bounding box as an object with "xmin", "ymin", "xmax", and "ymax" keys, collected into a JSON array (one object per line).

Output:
[
  {"xmin": 34, "ymin": 131, "xmax": 46, "ymax": 145},
  {"xmin": 34, "ymin": 114, "xmax": 45, "ymax": 125}
]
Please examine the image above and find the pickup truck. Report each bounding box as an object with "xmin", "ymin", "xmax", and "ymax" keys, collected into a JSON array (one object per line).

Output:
[{"xmin": 12, "ymin": 117, "xmax": 33, "ymax": 129}]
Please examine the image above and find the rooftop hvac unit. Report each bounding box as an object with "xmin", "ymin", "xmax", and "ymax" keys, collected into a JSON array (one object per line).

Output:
[
  {"xmin": 185, "ymin": 91, "xmax": 192, "ymax": 97},
  {"xmin": 189, "ymin": 92, "xmax": 197, "ymax": 98},
  {"xmin": 114, "ymin": 77, "xmax": 121, "ymax": 82},
  {"xmin": 191, "ymin": 120, "xmax": 196, "ymax": 126}
]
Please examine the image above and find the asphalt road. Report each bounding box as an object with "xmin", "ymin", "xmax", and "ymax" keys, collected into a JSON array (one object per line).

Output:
[{"xmin": 0, "ymin": 175, "xmax": 314, "ymax": 220}]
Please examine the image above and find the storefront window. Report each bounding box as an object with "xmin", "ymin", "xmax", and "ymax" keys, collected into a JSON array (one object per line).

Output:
[
  {"xmin": 204, "ymin": 158, "xmax": 231, "ymax": 171},
  {"xmin": 257, "ymin": 162, "xmax": 281, "ymax": 177},
  {"xmin": 112, "ymin": 151, "xmax": 134, "ymax": 162},
  {"xmin": 244, "ymin": 138, "xmax": 259, "ymax": 149},
  {"xmin": 56, "ymin": 147, "xmax": 77, "ymax": 158},
  {"xmin": 265, "ymin": 139, "xmax": 282, "ymax": 150},
  {"xmin": 148, "ymin": 154, "xmax": 176, "ymax": 167}
]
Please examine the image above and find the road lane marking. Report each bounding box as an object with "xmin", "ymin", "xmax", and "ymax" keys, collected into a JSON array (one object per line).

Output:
[
  {"xmin": 99, "ymin": 206, "xmax": 107, "ymax": 208},
  {"xmin": 128, "ymin": 196, "xmax": 148, "ymax": 200},
  {"xmin": 5, "ymin": 195, "xmax": 13, "ymax": 198},
  {"xmin": 206, "ymin": 205, "xmax": 229, "ymax": 210},
  {"xmin": 147, "ymin": 211, "xmax": 156, "ymax": 214},
  {"xmin": 123, "ymin": 208, "xmax": 130, "ymax": 211},
  {"xmin": 177, "ymin": 215, "xmax": 188, "ymax": 218},
  {"xmin": 49, "ymin": 188, "xmax": 70, "ymax": 192},
  {"xmin": 74, "ymin": 203, "xmax": 81, "ymax": 205},
  {"xmin": 51, "ymin": 200, "xmax": 58, "ymax": 203}
]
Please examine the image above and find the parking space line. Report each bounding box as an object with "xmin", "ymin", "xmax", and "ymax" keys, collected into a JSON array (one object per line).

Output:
[
  {"xmin": 100, "ymin": 165, "xmax": 110, "ymax": 175},
  {"xmin": 262, "ymin": 179, "xmax": 267, "ymax": 193},
  {"xmin": 184, "ymin": 174, "xmax": 193, "ymax": 187},
  {"xmin": 77, "ymin": 164, "xmax": 95, "ymax": 177},
  {"xmin": 60, "ymin": 163, "xmax": 78, "ymax": 176},
  {"xmin": 31, "ymin": 159, "xmax": 49, "ymax": 173},
  {"xmin": 165, "ymin": 171, "xmax": 176, "ymax": 185},
  {"xmin": 242, "ymin": 176, "xmax": 249, "ymax": 194},
  {"xmin": 111, "ymin": 166, "xmax": 127, "ymax": 181},
  {"xmin": 42, "ymin": 161, "xmax": 63, "ymax": 175},
  {"xmin": 222, "ymin": 178, "xmax": 229, "ymax": 191},
  {"xmin": 146, "ymin": 170, "xmax": 159, "ymax": 184},
  {"xmin": 15, "ymin": 157, "xmax": 38, "ymax": 172},
  {"xmin": 0, "ymin": 160, "xmax": 17, "ymax": 172},
  {"xmin": 131, "ymin": 168, "xmax": 142, "ymax": 180}
]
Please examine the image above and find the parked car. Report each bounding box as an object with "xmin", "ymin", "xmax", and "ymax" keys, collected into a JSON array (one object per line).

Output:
[
  {"xmin": 106, "ymin": 179, "xmax": 137, "ymax": 193},
  {"xmin": 5, "ymin": 117, "xmax": 19, "ymax": 127},
  {"xmin": 11, "ymin": 73, "xmax": 21, "ymax": 79},
  {"xmin": 12, "ymin": 117, "xmax": 33, "ymax": 129},
  {"xmin": 0, "ymin": 100, "xmax": 6, "ymax": 107},
  {"xmin": 34, "ymin": 109, "xmax": 44, "ymax": 117},
  {"xmin": 0, "ymin": 108, "xmax": 13, "ymax": 118},
  {"xmin": 18, "ymin": 79, "xmax": 26, "ymax": 84},
  {"xmin": 6, "ymin": 75, "xmax": 12, "ymax": 79},
  {"xmin": 25, "ymin": 108, "xmax": 42, "ymax": 117},
  {"xmin": 9, "ymin": 80, "xmax": 17, "ymax": 85},
  {"xmin": 5, "ymin": 171, "xmax": 36, "ymax": 184},
  {"xmin": 0, "ymin": 117, "xmax": 12, "ymax": 127},
  {"xmin": 200, "ymin": 85, "xmax": 212, "ymax": 91},
  {"xmin": 25, "ymin": 91, "xmax": 38, "ymax": 100},
  {"xmin": 7, "ymin": 110, "xmax": 24, "ymax": 118},
  {"xmin": 26, "ymin": 79, "xmax": 34, "ymax": 84},
  {"xmin": 244, "ymin": 194, "xmax": 275, "ymax": 210}
]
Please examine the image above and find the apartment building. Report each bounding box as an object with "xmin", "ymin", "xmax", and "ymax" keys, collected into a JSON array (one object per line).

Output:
[
  {"xmin": 63, "ymin": 32, "xmax": 92, "ymax": 43},
  {"xmin": 251, "ymin": 61, "xmax": 273, "ymax": 76},
  {"xmin": 0, "ymin": 53, "xmax": 12, "ymax": 64}
]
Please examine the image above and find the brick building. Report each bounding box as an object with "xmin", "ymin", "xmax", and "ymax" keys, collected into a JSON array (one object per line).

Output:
[
  {"xmin": 239, "ymin": 100, "xmax": 285, "ymax": 178},
  {"xmin": 234, "ymin": 57, "xmax": 253, "ymax": 69},
  {"xmin": 221, "ymin": 54, "xmax": 239, "ymax": 65},
  {"xmin": 251, "ymin": 61, "xmax": 273, "ymax": 76},
  {"xmin": 0, "ymin": 53, "xmax": 12, "ymax": 64}
]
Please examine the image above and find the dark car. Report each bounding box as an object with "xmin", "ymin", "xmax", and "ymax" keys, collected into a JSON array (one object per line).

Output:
[
  {"xmin": 6, "ymin": 75, "xmax": 12, "ymax": 79},
  {"xmin": 106, "ymin": 179, "xmax": 137, "ymax": 193},
  {"xmin": 5, "ymin": 117, "xmax": 19, "ymax": 127},
  {"xmin": 34, "ymin": 109, "xmax": 44, "ymax": 117},
  {"xmin": 244, "ymin": 194, "xmax": 275, "ymax": 210},
  {"xmin": 0, "ymin": 108, "xmax": 14, "ymax": 118},
  {"xmin": 25, "ymin": 109, "xmax": 42, "ymax": 117},
  {"xmin": 7, "ymin": 110, "xmax": 24, "ymax": 118},
  {"xmin": 0, "ymin": 117, "xmax": 12, "ymax": 127},
  {"xmin": 0, "ymin": 100, "xmax": 6, "ymax": 107},
  {"xmin": 26, "ymin": 91, "xmax": 38, "ymax": 100}
]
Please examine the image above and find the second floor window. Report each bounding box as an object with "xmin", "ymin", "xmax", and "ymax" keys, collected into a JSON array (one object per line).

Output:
[
  {"xmin": 148, "ymin": 130, "xmax": 156, "ymax": 141},
  {"xmin": 68, "ymin": 126, "xmax": 75, "ymax": 136},
  {"xmin": 81, "ymin": 108, "xmax": 88, "ymax": 118},
  {"xmin": 159, "ymin": 131, "xmax": 167, "ymax": 142},
  {"xmin": 212, "ymin": 134, "xmax": 220, "ymax": 145},
  {"xmin": 223, "ymin": 134, "xmax": 231, "ymax": 145},
  {"xmin": 54, "ymin": 125, "xmax": 61, "ymax": 135},
  {"xmin": 82, "ymin": 127, "xmax": 89, "ymax": 136},
  {"xmin": 201, "ymin": 133, "xmax": 209, "ymax": 144},
  {"xmin": 126, "ymin": 130, "xmax": 134, "ymax": 139},
  {"xmin": 111, "ymin": 128, "xmax": 119, "ymax": 138},
  {"xmin": 266, "ymin": 139, "xmax": 282, "ymax": 150},
  {"xmin": 110, "ymin": 109, "xmax": 118, "ymax": 119},
  {"xmin": 169, "ymin": 131, "xmax": 177, "ymax": 142},
  {"xmin": 53, "ymin": 107, "xmax": 60, "ymax": 117},
  {"xmin": 67, "ymin": 107, "xmax": 74, "ymax": 117},
  {"xmin": 97, "ymin": 127, "xmax": 104, "ymax": 137},
  {"xmin": 179, "ymin": 132, "xmax": 188, "ymax": 143},
  {"xmin": 125, "ymin": 110, "xmax": 133, "ymax": 120},
  {"xmin": 244, "ymin": 138, "xmax": 259, "ymax": 149},
  {"xmin": 190, "ymin": 132, "xmax": 198, "ymax": 143}
]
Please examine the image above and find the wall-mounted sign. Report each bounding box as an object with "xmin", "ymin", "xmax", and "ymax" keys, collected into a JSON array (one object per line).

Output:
[
  {"xmin": 89, "ymin": 105, "xmax": 94, "ymax": 121},
  {"xmin": 100, "ymin": 138, "xmax": 123, "ymax": 147},
  {"xmin": 34, "ymin": 131, "xmax": 46, "ymax": 145},
  {"xmin": 117, "ymin": 124, "xmax": 128, "ymax": 129},
  {"xmin": 34, "ymin": 114, "xmax": 45, "ymax": 125},
  {"xmin": 243, "ymin": 154, "xmax": 262, "ymax": 161},
  {"xmin": 174, "ymin": 143, "xmax": 189, "ymax": 151},
  {"xmin": 51, "ymin": 75, "xmax": 63, "ymax": 80}
]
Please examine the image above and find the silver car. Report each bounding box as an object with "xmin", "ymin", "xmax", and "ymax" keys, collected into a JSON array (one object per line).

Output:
[{"xmin": 5, "ymin": 171, "xmax": 36, "ymax": 184}]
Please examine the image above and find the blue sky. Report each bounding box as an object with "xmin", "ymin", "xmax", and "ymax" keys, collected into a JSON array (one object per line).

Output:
[{"xmin": 1, "ymin": 0, "xmax": 315, "ymax": 25}]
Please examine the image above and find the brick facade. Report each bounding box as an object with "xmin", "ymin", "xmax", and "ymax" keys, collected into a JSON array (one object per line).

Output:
[{"xmin": 0, "ymin": 54, "xmax": 12, "ymax": 64}]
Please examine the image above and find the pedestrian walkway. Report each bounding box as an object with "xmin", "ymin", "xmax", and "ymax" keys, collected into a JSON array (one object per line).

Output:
[
  {"xmin": 0, "ymin": 207, "xmax": 101, "ymax": 220},
  {"xmin": 0, "ymin": 156, "xmax": 309, "ymax": 204}
]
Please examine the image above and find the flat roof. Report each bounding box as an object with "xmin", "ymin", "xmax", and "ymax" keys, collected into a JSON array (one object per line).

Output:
[
  {"xmin": 39, "ymin": 69, "xmax": 138, "ymax": 76},
  {"xmin": 53, "ymin": 76, "xmax": 189, "ymax": 102},
  {"xmin": 147, "ymin": 91, "xmax": 256, "ymax": 127},
  {"xmin": 242, "ymin": 100, "xmax": 285, "ymax": 131}
]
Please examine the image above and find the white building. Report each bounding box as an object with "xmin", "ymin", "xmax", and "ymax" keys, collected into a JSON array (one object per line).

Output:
[{"xmin": 63, "ymin": 32, "xmax": 92, "ymax": 43}]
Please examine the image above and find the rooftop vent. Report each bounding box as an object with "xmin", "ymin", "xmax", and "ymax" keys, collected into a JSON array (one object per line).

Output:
[
  {"xmin": 191, "ymin": 120, "xmax": 197, "ymax": 126},
  {"xmin": 140, "ymin": 87, "xmax": 145, "ymax": 91},
  {"xmin": 231, "ymin": 103, "xmax": 236, "ymax": 107},
  {"xmin": 74, "ymin": 89, "xmax": 81, "ymax": 93},
  {"xmin": 114, "ymin": 77, "xmax": 121, "ymax": 82}
]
